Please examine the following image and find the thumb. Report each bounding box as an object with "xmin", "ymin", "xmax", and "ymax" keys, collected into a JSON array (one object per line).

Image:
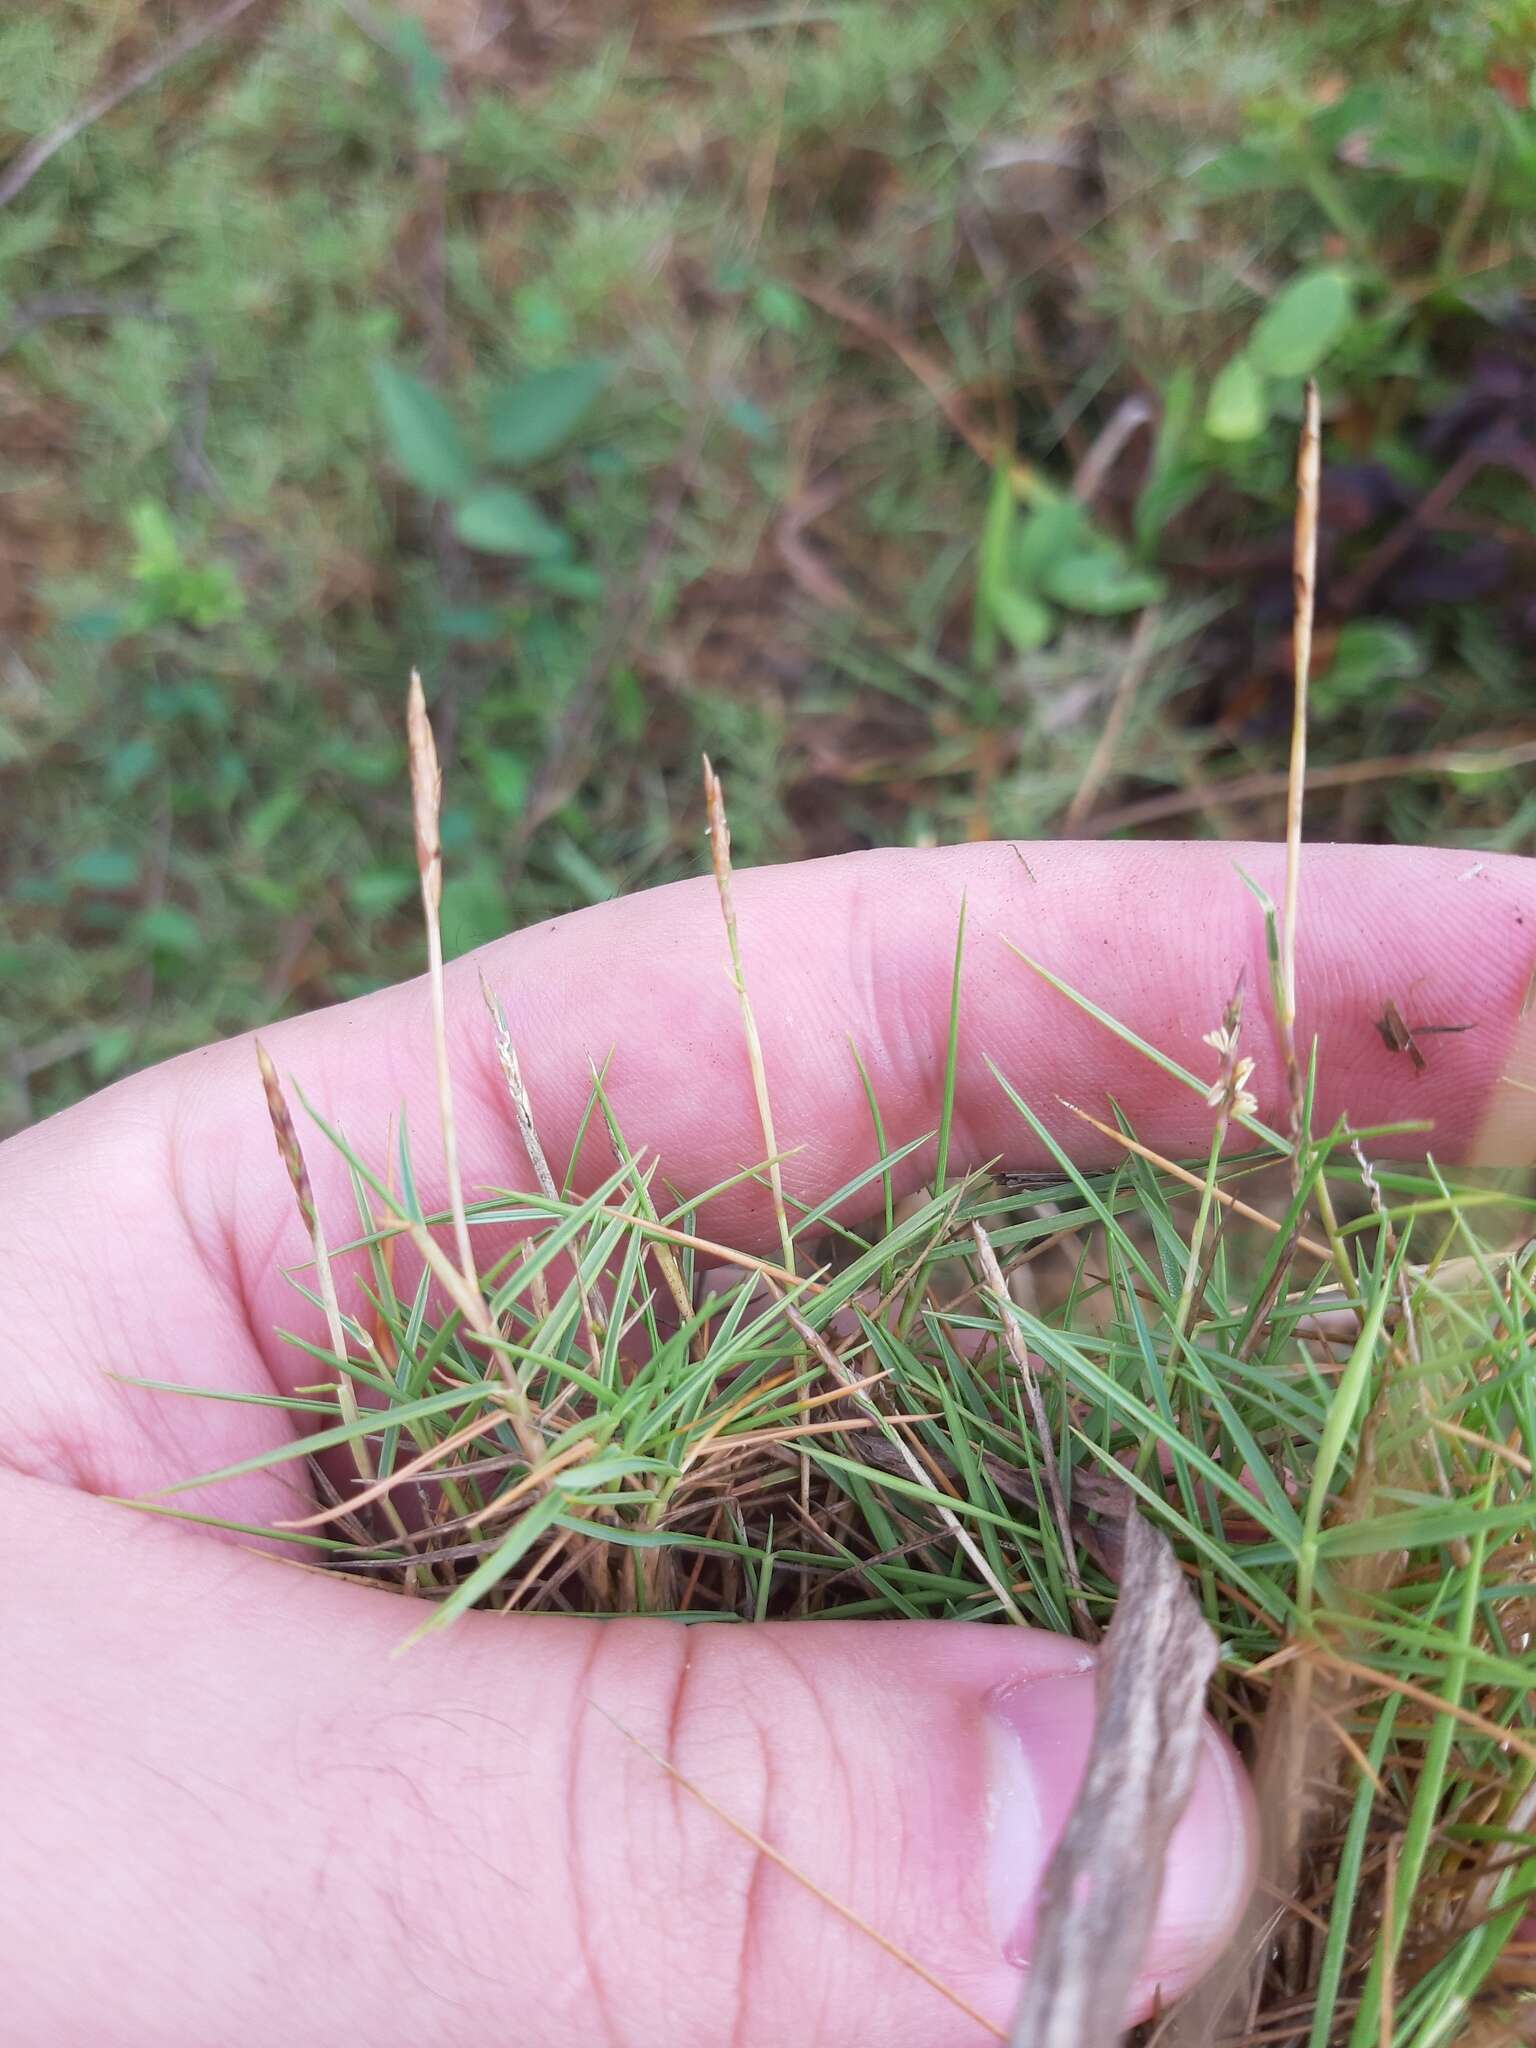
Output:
[
  {"xmin": 6, "ymin": 1478, "xmax": 1255, "ymax": 2047},
  {"xmin": 564, "ymin": 1617, "xmax": 1255, "ymax": 2045}
]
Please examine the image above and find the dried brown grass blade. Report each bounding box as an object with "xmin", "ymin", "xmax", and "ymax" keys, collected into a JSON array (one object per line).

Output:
[
  {"xmin": 407, "ymin": 670, "xmax": 476, "ymax": 1291},
  {"xmin": 702, "ymin": 755, "xmax": 795, "ymax": 1279},
  {"xmin": 478, "ymin": 969, "xmax": 609, "ymax": 1368},
  {"xmin": 255, "ymin": 1040, "xmax": 414, "ymax": 1547},
  {"xmin": 274, "ymin": 1406, "xmax": 508, "ymax": 1530},
  {"xmin": 1007, "ymin": 1491, "xmax": 1219, "ymax": 2048},
  {"xmin": 1056, "ymin": 1099, "xmax": 1334, "ymax": 1265},
  {"xmin": 703, "ymin": 753, "xmax": 810, "ymax": 1532},
  {"xmin": 1380, "ymin": 1835, "xmax": 1400, "ymax": 2047},
  {"xmin": 1280, "ymin": 378, "xmax": 1320, "ymax": 1154},
  {"xmin": 787, "ymin": 273, "xmax": 1001, "ymax": 468},
  {"xmin": 1309, "ymin": 1647, "xmax": 1536, "ymax": 1767},
  {"xmin": 380, "ymin": 1204, "xmax": 817, "ymax": 1299},
  {"xmin": 1075, "ymin": 731, "xmax": 1536, "ymax": 837},
  {"xmin": 256, "ymin": 1039, "xmax": 347, "ymax": 1367},
  {"xmin": 970, "ymin": 1219, "xmax": 1096, "ymax": 1641},
  {"xmin": 479, "ymin": 970, "xmax": 558, "ymax": 1201}
]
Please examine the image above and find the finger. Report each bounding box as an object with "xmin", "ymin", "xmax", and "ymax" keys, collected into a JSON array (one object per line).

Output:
[
  {"xmin": 8, "ymin": 842, "xmax": 1532, "ymax": 1475},
  {"xmin": 185, "ymin": 841, "xmax": 1536, "ymax": 1313},
  {"xmin": 6, "ymin": 1475, "xmax": 1256, "ymax": 2047}
]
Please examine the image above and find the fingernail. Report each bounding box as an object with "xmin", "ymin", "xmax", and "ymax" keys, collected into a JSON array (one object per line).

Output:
[{"xmin": 984, "ymin": 1670, "xmax": 1252, "ymax": 1989}]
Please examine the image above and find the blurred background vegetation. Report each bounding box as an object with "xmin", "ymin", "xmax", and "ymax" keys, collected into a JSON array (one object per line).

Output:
[{"xmin": 4, "ymin": 0, "xmax": 1536, "ymax": 1130}]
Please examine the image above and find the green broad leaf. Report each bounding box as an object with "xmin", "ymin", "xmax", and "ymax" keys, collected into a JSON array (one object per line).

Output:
[
  {"xmin": 977, "ymin": 465, "xmax": 1017, "ymax": 595},
  {"xmin": 439, "ymin": 804, "xmax": 475, "ymax": 853},
  {"xmin": 347, "ymin": 867, "xmax": 417, "ymax": 919},
  {"xmin": 453, "ymin": 485, "xmax": 569, "ymax": 558},
  {"xmin": 67, "ymin": 607, "xmax": 126, "ymax": 642},
  {"xmin": 1205, "ymin": 352, "xmax": 1269, "ymax": 441},
  {"xmin": 132, "ymin": 904, "xmax": 203, "ymax": 958},
  {"xmin": 1306, "ymin": 84, "xmax": 1385, "ymax": 149},
  {"xmin": 16, "ymin": 877, "xmax": 66, "ymax": 908},
  {"xmin": 1132, "ymin": 467, "xmax": 1204, "ymax": 554},
  {"xmin": 1248, "ymin": 270, "xmax": 1354, "ymax": 378},
  {"xmin": 484, "ymin": 360, "xmax": 609, "ymax": 465},
  {"xmin": 752, "ymin": 282, "xmax": 808, "ymax": 333},
  {"xmin": 88, "ymin": 1025, "xmax": 137, "ymax": 1082},
  {"xmin": 1040, "ymin": 551, "xmax": 1166, "ymax": 614},
  {"xmin": 67, "ymin": 847, "xmax": 140, "ymax": 892},
  {"xmin": 1134, "ymin": 365, "xmax": 1198, "ymax": 555},
  {"xmin": 171, "ymin": 563, "xmax": 245, "ymax": 629},
  {"xmin": 972, "ymin": 467, "xmax": 1013, "ymax": 665},
  {"xmin": 430, "ymin": 604, "xmax": 502, "ymax": 642},
  {"xmin": 232, "ymin": 874, "xmax": 299, "ymax": 912},
  {"xmin": 1013, "ymin": 497, "xmax": 1087, "ymax": 588},
  {"xmin": 608, "ymin": 665, "xmax": 645, "ymax": 743},
  {"xmin": 531, "ymin": 560, "xmax": 604, "ymax": 600},
  {"xmin": 1193, "ymin": 141, "xmax": 1293, "ymax": 199},
  {"xmin": 1319, "ymin": 619, "xmax": 1425, "ymax": 703},
  {"xmin": 385, "ymin": 15, "xmax": 448, "ymax": 112},
  {"xmin": 724, "ymin": 395, "xmax": 775, "ymax": 443},
  {"xmin": 991, "ymin": 586, "xmax": 1054, "ymax": 652},
  {"xmin": 128, "ymin": 499, "xmax": 181, "ymax": 579},
  {"xmin": 439, "ymin": 862, "xmax": 508, "ymax": 957},
  {"xmin": 479, "ymin": 748, "xmax": 530, "ymax": 817},
  {"xmin": 243, "ymin": 786, "xmax": 305, "ymax": 852},
  {"xmin": 106, "ymin": 738, "xmax": 158, "ymax": 794},
  {"xmin": 548, "ymin": 834, "xmax": 616, "ymax": 904},
  {"xmin": 370, "ymin": 360, "xmax": 475, "ymax": 500},
  {"xmin": 146, "ymin": 680, "xmax": 228, "ymax": 729},
  {"xmin": 514, "ymin": 282, "xmax": 573, "ymax": 352}
]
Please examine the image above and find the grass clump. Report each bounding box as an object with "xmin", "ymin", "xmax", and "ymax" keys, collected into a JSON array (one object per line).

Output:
[
  {"xmin": 120, "ymin": 708, "xmax": 1536, "ymax": 2044},
  {"xmin": 139, "ymin": 988, "xmax": 1536, "ymax": 2044}
]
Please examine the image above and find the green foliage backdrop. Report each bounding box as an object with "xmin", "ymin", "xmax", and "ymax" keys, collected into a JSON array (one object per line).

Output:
[{"xmin": 4, "ymin": 0, "xmax": 1536, "ymax": 1124}]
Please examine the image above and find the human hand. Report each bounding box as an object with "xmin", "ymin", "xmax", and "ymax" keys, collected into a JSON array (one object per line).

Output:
[{"xmin": 3, "ymin": 841, "xmax": 1531, "ymax": 2047}]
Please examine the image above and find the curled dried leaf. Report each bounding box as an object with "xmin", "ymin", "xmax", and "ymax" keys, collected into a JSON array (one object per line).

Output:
[{"xmin": 1008, "ymin": 1489, "xmax": 1220, "ymax": 2048}]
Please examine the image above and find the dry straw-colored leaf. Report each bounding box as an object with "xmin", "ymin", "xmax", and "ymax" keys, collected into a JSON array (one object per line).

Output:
[{"xmin": 1008, "ymin": 1488, "xmax": 1219, "ymax": 2048}]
